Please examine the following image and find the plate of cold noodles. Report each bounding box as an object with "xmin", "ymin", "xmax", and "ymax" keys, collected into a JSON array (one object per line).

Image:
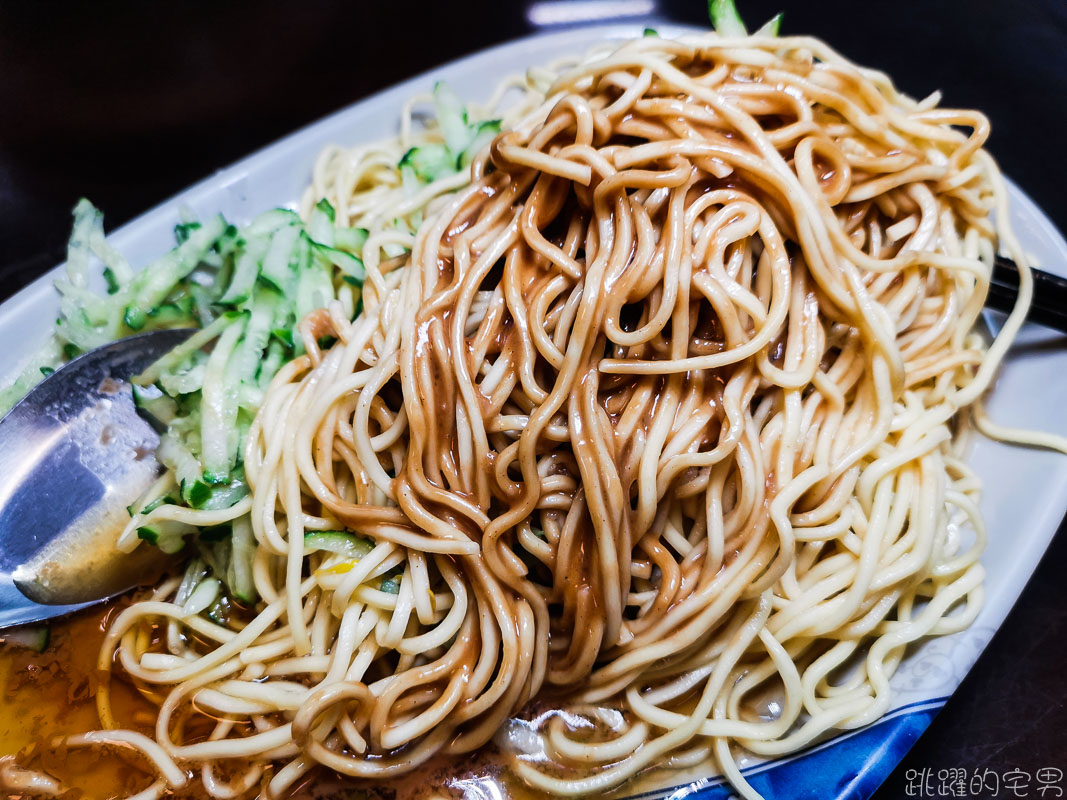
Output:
[{"xmin": 2, "ymin": 9, "xmax": 1067, "ymax": 800}]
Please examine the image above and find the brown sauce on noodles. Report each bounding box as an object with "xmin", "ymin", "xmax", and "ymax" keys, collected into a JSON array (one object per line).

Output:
[{"xmin": 0, "ymin": 602, "xmax": 556, "ymax": 800}]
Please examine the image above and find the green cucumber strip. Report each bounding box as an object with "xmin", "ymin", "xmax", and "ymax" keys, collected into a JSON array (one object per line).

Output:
[
  {"xmin": 103, "ymin": 267, "xmax": 121, "ymax": 294},
  {"xmin": 228, "ymin": 517, "xmax": 257, "ymax": 603},
  {"xmin": 401, "ymin": 164, "xmax": 421, "ymax": 200},
  {"xmin": 257, "ymin": 340, "xmax": 287, "ymax": 389},
  {"xmin": 378, "ymin": 564, "xmax": 404, "ymax": 594},
  {"xmin": 188, "ymin": 283, "xmax": 218, "ymax": 327},
  {"xmin": 400, "ymin": 144, "xmax": 456, "ymax": 183},
  {"xmin": 175, "ymin": 557, "xmax": 210, "ymax": 606},
  {"xmin": 134, "ymin": 312, "xmax": 240, "ymax": 387},
  {"xmin": 243, "ymin": 208, "xmax": 301, "ymax": 236},
  {"xmin": 219, "ymin": 236, "xmax": 268, "ymax": 306},
  {"xmin": 228, "ymin": 286, "xmax": 281, "ymax": 388},
  {"xmin": 259, "ymin": 222, "xmax": 302, "ymax": 295},
  {"xmin": 0, "ymin": 338, "xmax": 63, "ymax": 417},
  {"xmin": 146, "ymin": 298, "xmax": 196, "ymax": 327},
  {"xmin": 137, "ymin": 520, "xmax": 195, "ymax": 554},
  {"xmin": 90, "ymin": 223, "xmax": 133, "ymax": 286},
  {"xmin": 303, "ymin": 531, "xmax": 374, "ymax": 559},
  {"xmin": 315, "ymin": 198, "xmax": 336, "ymax": 223},
  {"xmin": 433, "ymin": 81, "xmax": 473, "ymax": 156},
  {"xmin": 270, "ymin": 327, "xmax": 294, "ymax": 349},
  {"xmin": 157, "ymin": 432, "xmax": 203, "ymax": 495},
  {"xmin": 459, "ymin": 119, "xmax": 501, "ymax": 168},
  {"xmin": 65, "ymin": 200, "xmax": 134, "ymax": 292},
  {"xmin": 55, "ymin": 289, "xmax": 117, "ymax": 346},
  {"xmin": 183, "ymin": 468, "xmax": 249, "ymax": 511},
  {"xmin": 128, "ymin": 215, "xmax": 226, "ymax": 314},
  {"xmin": 182, "ymin": 577, "xmax": 221, "ymax": 616},
  {"xmin": 124, "ymin": 305, "xmax": 147, "ymax": 331},
  {"xmin": 132, "ymin": 383, "xmax": 179, "ymax": 425},
  {"xmin": 182, "ymin": 479, "xmax": 212, "ymax": 508},
  {"xmin": 174, "ymin": 221, "xmax": 202, "ymax": 243},
  {"xmin": 159, "ymin": 362, "xmax": 206, "ymax": 396},
  {"xmin": 138, "ymin": 493, "xmax": 176, "ymax": 516},
  {"xmin": 65, "ymin": 199, "xmax": 99, "ymax": 288},
  {"xmin": 709, "ymin": 0, "xmax": 748, "ymax": 35},
  {"xmin": 294, "ymin": 236, "xmax": 335, "ymax": 336},
  {"xmin": 753, "ymin": 12, "xmax": 783, "ymax": 36},
  {"xmin": 198, "ymin": 223, "xmax": 240, "ymax": 277},
  {"xmin": 198, "ymin": 539, "xmax": 232, "ymax": 598},
  {"xmin": 238, "ymin": 383, "xmax": 264, "ymax": 410},
  {"xmin": 308, "ymin": 205, "xmax": 335, "ymax": 246},
  {"xmin": 312, "ymin": 242, "xmax": 365, "ymax": 282},
  {"xmin": 200, "ymin": 315, "xmax": 248, "ymax": 483},
  {"xmin": 334, "ymin": 227, "xmax": 369, "ymax": 255}
]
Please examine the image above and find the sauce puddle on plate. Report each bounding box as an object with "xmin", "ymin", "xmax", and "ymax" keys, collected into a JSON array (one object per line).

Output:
[
  {"xmin": 0, "ymin": 599, "xmax": 161, "ymax": 799},
  {"xmin": 0, "ymin": 599, "xmax": 538, "ymax": 800}
]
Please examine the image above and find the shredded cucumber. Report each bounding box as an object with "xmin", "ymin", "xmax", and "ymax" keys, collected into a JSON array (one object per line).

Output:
[
  {"xmin": 400, "ymin": 144, "xmax": 455, "ymax": 183},
  {"xmin": 135, "ymin": 312, "xmax": 240, "ymax": 387},
  {"xmin": 260, "ymin": 223, "xmax": 302, "ymax": 295},
  {"xmin": 295, "ymin": 235, "xmax": 335, "ymax": 330},
  {"xmin": 312, "ymin": 243, "xmax": 365, "ymax": 283},
  {"xmin": 304, "ymin": 531, "xmax": 374, "ymax": 559},
  {"xmin": 183, "ymin": 467, "xmax": 249, "ymax": 511},
  {"xmin": 218, "ymin": 235, "xmax": 269, "ymax": 306},
  {"xmin": 308, "ymin": 201, "xmax": 336, "ymax": 245},
  {"xmin": 182, "ymin": 577, "xmax": 221, "ymax": 616},
  {"xmin": 137, "ymin": 520, "xmax": 196, "ymax": 554},
  {"xmin": 228, "ymin": 517, "xmax": 257, "ymax": 603},
  {"xmin": 709, "ymin": 0, "xmax": 747, "ymax": 35},
  {"xmin": 334, "ymin": 226, "xmax": 369, "ymax": 254},
  {"xmin": 6, "ymin": 81, "xmax": 485, "ymax": 609},
  {"xmin": 200, "ymin": 315, "xmax": 247, "ymax": 483},
  {"xmin": 127, "ymin": 215, "xmax": 227, "ymax": 316},
  {"xmin": 174, "ymin": 558, "xmax": 210, "ymax": 607},
  {"xmin": 158, "ymin": 361, "xmax": 207, "ymax": 397},
  {"xmin": 754, "ymin": 12, "xmax": 784, "ymax": 36},
  {"xmin": 396, "ymin": 83, "xmax": 502, "ymax": 193},
  {"xmin": 459, "ymin": 120, "xmax": 501, "ymax": 168},
  {"xmin": 433, "ymin": 82, "xmax": 473, "ymax": 157},
  {"xmin": 230, "ymin": 287, "xmax": 280, "ymax": 387},
  {"xmin": 132, "ymin": 383, "xmax": 179, "ymax": 425},
  {"xmin": 709, "ymin": 0, "xmax": 783, "ymax": 37}
]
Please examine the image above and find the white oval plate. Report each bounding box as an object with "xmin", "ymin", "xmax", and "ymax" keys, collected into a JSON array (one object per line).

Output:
[{"xmin": 2, "ymin": 23, "xmax": 1065, "ymax": 800}]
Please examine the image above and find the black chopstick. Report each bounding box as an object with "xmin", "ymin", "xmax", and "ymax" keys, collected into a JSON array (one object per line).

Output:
[{"xmin": 984, "ymin": 256, "xmax": 1067, "ymax": 334}]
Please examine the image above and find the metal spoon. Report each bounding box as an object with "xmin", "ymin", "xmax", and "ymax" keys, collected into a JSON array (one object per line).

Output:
[{"xmin": 0, "ymin": 329, "xmax": 193, "ymax": 628}]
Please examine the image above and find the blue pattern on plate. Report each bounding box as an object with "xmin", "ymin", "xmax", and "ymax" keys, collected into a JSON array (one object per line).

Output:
[{"xmin": 626, "ymin": 699, "xmax": 946, "ymax": 800}]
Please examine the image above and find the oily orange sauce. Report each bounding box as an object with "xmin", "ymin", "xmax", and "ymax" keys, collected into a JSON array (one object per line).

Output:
[
  {"xmin": 0, "ymin": 600, "xmax": 162, "ymax": 799},
  {"xmin": 0, "ymin": 600, "xmax": 544, "ymax": 800}
]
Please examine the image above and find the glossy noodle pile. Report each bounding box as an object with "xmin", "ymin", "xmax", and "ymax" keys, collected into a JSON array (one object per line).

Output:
[{"xmin": 12, "ymin": 29, "xmax": 1053, "ymax": 800}]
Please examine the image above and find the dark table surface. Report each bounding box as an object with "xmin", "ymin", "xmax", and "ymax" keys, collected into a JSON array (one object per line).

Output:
[{"xmin": 2, "ymin": 1, "xmax": 1065, "ymax": 797}]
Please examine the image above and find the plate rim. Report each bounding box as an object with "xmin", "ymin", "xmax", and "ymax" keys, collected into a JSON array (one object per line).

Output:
[{"xmin": 2, "ymin": 20, "xmax": 1066, "ymax": 800}]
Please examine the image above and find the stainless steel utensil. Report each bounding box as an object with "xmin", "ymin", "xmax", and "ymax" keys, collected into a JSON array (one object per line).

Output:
[{"xmin": 0, "ymin": 329, "xmax": 192, "ymax": 628}]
